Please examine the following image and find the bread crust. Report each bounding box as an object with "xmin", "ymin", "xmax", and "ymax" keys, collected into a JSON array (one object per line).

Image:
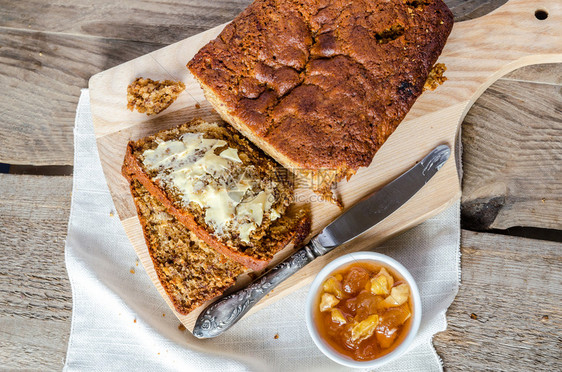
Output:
[{"xmin": 122, "ymin": 120, "xmax": 311, "ymax": 271}]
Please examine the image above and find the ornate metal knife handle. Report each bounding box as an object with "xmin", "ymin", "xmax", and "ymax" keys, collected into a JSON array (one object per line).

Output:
[{"xmin": 193, "ymin": 238, "xmax": 329, "ymax": 338}]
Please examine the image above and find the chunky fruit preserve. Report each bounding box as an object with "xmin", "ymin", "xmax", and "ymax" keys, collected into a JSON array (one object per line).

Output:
[{"xmin": 314, "ymin": 261, "xmax": 413, "ymax": 361}]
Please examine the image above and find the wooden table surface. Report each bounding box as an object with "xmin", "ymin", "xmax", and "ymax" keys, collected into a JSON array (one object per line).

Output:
[{"xmin": 0, "ymin": 0, "xmax": 560, "ymax": 370}]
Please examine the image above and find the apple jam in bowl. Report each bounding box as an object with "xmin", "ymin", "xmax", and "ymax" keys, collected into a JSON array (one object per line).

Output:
[{"xmin": 305, "ymin": 252, "xmax": 421, "ymax": 368}]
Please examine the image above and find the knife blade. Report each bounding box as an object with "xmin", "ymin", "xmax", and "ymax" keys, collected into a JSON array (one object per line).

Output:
[
  {"xmin": 193, "ymin": 144, "xmax": 450, "ymax": 338},
  {"xmin": 316, "ymin": 144, "xmax": 451, "ymax": 248}
]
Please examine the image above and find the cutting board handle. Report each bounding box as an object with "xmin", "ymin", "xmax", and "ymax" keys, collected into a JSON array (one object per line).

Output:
[
  {"xmin": 432, "ymin": 0, "xmax": 562, "ymax": 136},
  {"xmin": 458, "ymin": 0, "xmax": 561, "ymax": 61}
]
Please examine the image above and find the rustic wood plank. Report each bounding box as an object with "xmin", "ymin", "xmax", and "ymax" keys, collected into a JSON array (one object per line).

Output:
[
  {"xmin": 0, "ymin": 0, "xmax": 250, "ymax": 44},
  {"xmin": 0, "ymin": 28, "xmax": 165, "ymax": 166},
  {"xmin": 503, "ymin": 63, "xmax": 562, "ymax": 85},
  {"xmin": 450, "ymin": 0, "xmax": 507, "ymax": 21},
  {"xmin": 0, "ymin": 319, "xmax": 70, "ymax": 370},
  {"xmin": 0, "ymin": 174, "xmax": 72, "ymax": 370},
  {"xmin": 0, "ymin": 0, "xmax": 508, "ymax": 43},
  {"xmin": 461, "ymin": 79, "xmax": 562, "ymax": 231},
  {"xmin": 434, "ymin": 230, "xmax": 562, "ymax": 371}
]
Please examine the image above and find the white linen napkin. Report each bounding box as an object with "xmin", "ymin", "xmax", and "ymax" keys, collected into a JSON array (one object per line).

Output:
[{"xmin": 64, "ymin": 89, "xmax": 460, "ymax": 371}]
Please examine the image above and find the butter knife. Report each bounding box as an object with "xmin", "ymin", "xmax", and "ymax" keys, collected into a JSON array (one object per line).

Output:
[{"xmin": 193, "ymin": 144, "xmax": 451, "ymax": 338}]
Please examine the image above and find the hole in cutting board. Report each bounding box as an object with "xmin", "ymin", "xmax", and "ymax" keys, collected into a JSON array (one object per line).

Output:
[{"xmin": 535, "ymin": 9, "xmax": 548, "ymax": 20}]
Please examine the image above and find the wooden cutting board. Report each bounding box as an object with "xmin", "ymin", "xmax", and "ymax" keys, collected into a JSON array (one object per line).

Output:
[{"xmin": 89, "ymin": 0, "xmax": 562, "ymax": 331}]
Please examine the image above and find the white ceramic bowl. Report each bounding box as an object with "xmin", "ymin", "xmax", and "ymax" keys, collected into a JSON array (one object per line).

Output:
[{"xmin": 305, "ymin": 252, "xmax": 422, "ymax": 368}]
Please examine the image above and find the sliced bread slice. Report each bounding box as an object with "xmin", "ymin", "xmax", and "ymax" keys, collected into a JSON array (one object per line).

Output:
[
  {"xmin": 129, "ymin": 179, "xmax": 248, "ymax": 315},
  {"xmin": 122, "ymin": 119, "xmax": 310, "ymax": 270}
]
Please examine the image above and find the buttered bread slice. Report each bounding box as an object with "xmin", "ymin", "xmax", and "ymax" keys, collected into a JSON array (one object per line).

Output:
[{"xmin": 122, "ymin": 119, "xmax": 310, "ymax": 270}]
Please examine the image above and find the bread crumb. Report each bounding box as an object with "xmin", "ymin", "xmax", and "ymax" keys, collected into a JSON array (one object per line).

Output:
[
  {"xmin": 195, "ymin": 103, "xmax": 201, "ymax": 109},
  {"xmin": 541, "ymin": 315, "xmax": 549, "ymax": 322},
  {"xmin": 178, "ymin": 323, "xmax": 186, "ymax": 331},
  {"xmin": 127, "ymin": 77, "xmax": 185, "ymax": 115},
  {"xmin": 39, "ymin": 52, "xmax": 43, "ymax": 56},
  {"xmin": 424, "ymin": 63, "xmax": 447, "ymax": 91},
  {"xmin": 134, "ymin": 318, "xmax": 137, "ymax": 323},
  {"xmin": 274, "ymin": 333, "xmax": 279, "ymax": 340},
  {"xmin": 162, "ymin": 313, "xmax": 166, "ymax": 317},
  {"xmin": 109, "ymin": 211, "xmax": 114, "ymax": 217},
  {"xmin": 130, "ymin": 269, "xmax": 135, "ymax": 274},
  {"xmin": 470, "ymin": 313, "xmax": 478, "ymax": 320}
]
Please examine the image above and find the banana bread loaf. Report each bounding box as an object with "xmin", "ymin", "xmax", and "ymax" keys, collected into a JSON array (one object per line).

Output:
[{"xmin": 187, "ymin": 0, "xmax": 454, "ymax": 200}]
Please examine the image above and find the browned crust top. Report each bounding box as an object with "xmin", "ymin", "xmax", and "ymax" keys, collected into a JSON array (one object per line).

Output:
[{"xmin": 188, "ymin": 0, "xmax": 454, "ymax": 177}]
